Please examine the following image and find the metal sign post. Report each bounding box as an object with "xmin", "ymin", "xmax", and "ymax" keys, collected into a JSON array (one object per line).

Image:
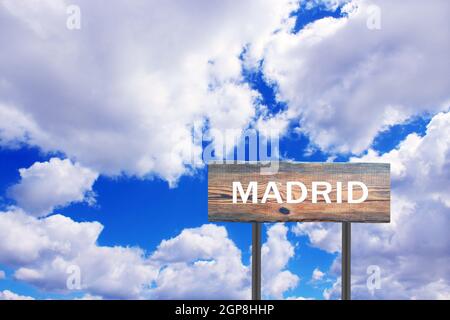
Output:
[
  {"xmin": 252, "ymin": 222, "xmax": 262, "ymax": 300},
  {"xmin": 342, "ymin": 222, "xmax": 351, "ymax": 300}
]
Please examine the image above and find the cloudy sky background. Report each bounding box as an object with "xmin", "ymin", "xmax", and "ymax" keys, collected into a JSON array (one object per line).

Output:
[{"xmin": 0, "ymin": 0, "xmax": 449, "ymax": 299}]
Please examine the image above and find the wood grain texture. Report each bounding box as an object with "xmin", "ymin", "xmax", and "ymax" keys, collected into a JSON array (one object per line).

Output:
[{"xmin": 208, "ymin": 162, "xmax": 390, "ymax": 223}]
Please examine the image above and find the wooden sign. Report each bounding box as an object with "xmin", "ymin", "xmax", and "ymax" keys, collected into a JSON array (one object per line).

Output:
[{"xmin": 208, "ymin": 162, "xmax": 390, "ymax": 223}]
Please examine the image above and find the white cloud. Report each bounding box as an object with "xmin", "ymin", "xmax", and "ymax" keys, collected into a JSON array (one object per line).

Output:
[
  {"xmin": 410, "ymin": 280, "xmax": 450, "ymax": 300},
  {"xmin": 8, "ymin": 158, "xmax": 98, "ymax": 217},
  {"xmin": 311, "ymin": 268, "xmax": 325, "ymax": 282},
  {"xmin": 0, "ymin": 207, "xmax": 299, "ymax": 299},
  {"xmin": 262, "ymin": 223, "xmax": 299, "ymax": 299},
  {"xmin": 0, "ymin": 270, "xmax": 5, "ymax": 279},
  {"xmin": 148, "ymin": 224, "xmax": 250, "ymax": 299},
  {"xmin": 0, "ymin": 209, "xmax": 157, "ymax": 299},
  {"xmin": 292, "ymin": 222, "xmax": 341, "ymax": 254},
  {"xmin": 262, "ymin": 0, "xmax": 450, "ymax": 154},
  {"xmin": 295, "ymin": 111, "xmax": 450, "ymax": 299},
  {"xmin": 75, "ymin": 294, "xmax": 103, "ymax": 300},
  {"xmin": 0, "ymin": 290, "xmax": 34, "ymax": 300},
  {"xmin": 351, "ymin": 111, "xmax": 450, "ymax": 208},
  {"xmin": 286, "ymin": 296, "xmax": 315, "ymax": 300},
  {"xmin": 150, "ymin": 223, "xmax": 299, "ymax": 300},
  {"xmin": 0, "ymin": 0, "xmax": 298, "ymax": 185},
  {"xmin": 323, "ymin": 277, "xmax": 340, "ymax": 300},
  {"xmin": 2, "ymin": 0, "xmax": 447, "ymax": 300}
]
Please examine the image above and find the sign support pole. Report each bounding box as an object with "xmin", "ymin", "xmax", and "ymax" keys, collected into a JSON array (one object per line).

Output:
[
  {"xmin": 342, "ymin": 222, "xmax": 351, "ymax": 300},
  {"xmin": 252, "ymin": 222, "xmax": 262, "ymax": 300}
]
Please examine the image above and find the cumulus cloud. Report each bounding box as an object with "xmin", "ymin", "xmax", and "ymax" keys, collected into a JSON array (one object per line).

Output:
[
  {"xmin": 0, "ymin": 156, "xmax": 300, "ymax": 300},
  {"xmin": 262, "ymin": 0, "xmax": 450, "ymax": 154},
  {"xmin": 148, "ymin": 224, "xmax": 250, "ymax": 299},
  {"xmin": 150, "ymin": 223, "xmax": 299, "ymax": 300},
  {"xmin": 311, "ymin": 268, "xmax": 325, "ymax": 282},
  {"xmin": 8, "ymin": 158, "xmax": 98, "ymax": 217},
  {"xmin": 294, "ymin": 111, "xmax": 450, "ymax": 299},
  {"xmin": 286, "ymin": 296, "xmax": 315, "ymax": 300},
  {"xmin": 0, "ymin": 209, "xmax": 157, "ymax": 299},
  {"xmin": 0, "ymin": 0, "xmax": 298, "ymax": 185},
  {"xmin": 1, "ymin": 0, "xmax": 447, "ymax": 301},
  {"xmin": 351, "ymin": 111, "xmax": 450, "ymax": 207},
  {"xmin": 0, "ymin": 207, "xmax": 299, "ymax": 299},
  {"xmin": 0, "ymin": 290, "xmax": 34, "ymax": 300},
  {"xmin": 292, "ymin": 222, "xmax": 341, "ymax": 254},
  {"xmin": 262, "ymin": 223, "xmax": 299, "ymax": 299},
  {"xmin": 75, "ymin": 294, "xmax": 103, "ymax": 300}
]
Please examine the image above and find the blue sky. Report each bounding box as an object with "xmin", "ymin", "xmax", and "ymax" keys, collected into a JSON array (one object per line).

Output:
[
  {"xmin": 0, "ymin": 105, "xmax": 431, "ymax": 299},
  {"xmin": 0, "ymin": 0, "xmax": 449, "ymax": 300}
]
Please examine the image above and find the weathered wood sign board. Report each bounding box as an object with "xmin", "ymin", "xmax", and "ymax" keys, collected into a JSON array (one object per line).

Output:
[{"xmin": 208, "ymin": 162, "xmax": 390, "ymax": 223}]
